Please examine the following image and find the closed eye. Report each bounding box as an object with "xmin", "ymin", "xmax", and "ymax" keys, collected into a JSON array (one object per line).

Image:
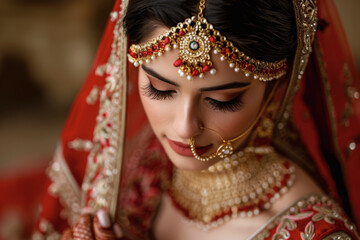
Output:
[
  {"xmin": 142, "ymin": 82, "xmax": 175, "ymax": 100},
  {"xmin": 205, "ymin": 92, "xmax": 245, "ymax": 112}
]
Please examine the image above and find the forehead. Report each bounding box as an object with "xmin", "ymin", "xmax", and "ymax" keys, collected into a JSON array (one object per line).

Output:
[{"xmin": 140, "ymin": 26, "xmax": 252, "ymax": 87}]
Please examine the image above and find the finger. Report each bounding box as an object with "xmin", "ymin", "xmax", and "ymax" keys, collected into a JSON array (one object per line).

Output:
[
  {"xmin": 113, "ymin": 223, "xmax": 123, "ymax": 239},
  {"xmin": 93, "ymin": 215, "xmax": 117, "ymax": 240},
  {"xmin": 72, "ymin": 213, "xmax": 94, "ymax": 240},
  {"xmin": 97, "ymin": 209, "xmax": 111, "ymax": 228}
]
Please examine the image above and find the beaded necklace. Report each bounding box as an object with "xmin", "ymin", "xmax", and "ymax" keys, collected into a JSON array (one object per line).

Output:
[{"xmin": 168, "ymin": 146, "xmax": 295, "ymax": 231}]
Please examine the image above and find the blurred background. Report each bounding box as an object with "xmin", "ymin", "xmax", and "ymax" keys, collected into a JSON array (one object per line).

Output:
[
  {"xmin": 0, "ymin": 0, "xmax": 359, "ymax": 239},
  {"xmin": 0, "ymin": 0, "xmax": 114, "ymax": 169}
]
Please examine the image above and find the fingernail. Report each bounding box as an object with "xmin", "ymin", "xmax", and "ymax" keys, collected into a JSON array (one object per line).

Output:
[
  {"xmin": 113, "ymin": 223, "xmax": 123, "ymax": 238},
  {"xmin": 97, "ymin": 209, "xmax": 111, "ymax": 228}
]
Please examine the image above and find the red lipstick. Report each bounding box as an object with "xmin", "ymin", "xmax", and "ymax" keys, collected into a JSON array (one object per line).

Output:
[{"xmin": 167, "ymin": 138, "xmax": 212, "ymax": 157}]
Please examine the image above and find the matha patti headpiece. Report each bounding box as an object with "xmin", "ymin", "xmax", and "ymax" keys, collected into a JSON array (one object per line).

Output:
[{"xmin": 127, "ymin": 0, "xmax": 287, "ymax": 81}]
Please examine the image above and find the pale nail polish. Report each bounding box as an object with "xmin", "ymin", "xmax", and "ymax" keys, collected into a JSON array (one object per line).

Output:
[{"xmin": 97, "ymin": 209, "xmax": 111, "ymax": 228}]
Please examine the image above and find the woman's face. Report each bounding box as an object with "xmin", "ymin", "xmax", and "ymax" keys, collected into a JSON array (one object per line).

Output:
[{"xmin": 138, "ymin": 27, "xmax": 267, "ymax": 171}]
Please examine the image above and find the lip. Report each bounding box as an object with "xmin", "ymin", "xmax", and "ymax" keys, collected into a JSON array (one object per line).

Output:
[{"xmin": 167, "ymin": 138, "xmax": 213, "ymax": 157}]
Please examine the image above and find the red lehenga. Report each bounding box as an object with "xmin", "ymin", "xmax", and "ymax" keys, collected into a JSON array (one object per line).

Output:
[{"xmin": 28, "ymin": 0, "xmax": 360, "ymax": 239}]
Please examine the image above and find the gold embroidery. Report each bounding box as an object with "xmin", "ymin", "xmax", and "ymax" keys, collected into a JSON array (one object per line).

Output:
[
  {"xmin": 68, "ymin": 138, "xmax": 93, "ymax": 151},
  {"xmin": 312, "ymin": 205, "xmax": 342, "ymax": 224},
  {"xmin": 301, "ymin": 222, "xmax": 315, "ymax": 240},
  {"xmin": 273, "ymin": 0, "xmax": 318, "ymax": 178},
  {"xmin": 95, "ymin": 64, "xmax": 107, "ymax": 76},
  {"xmin": 81, "ymin": 0, "xmax": 130, "ymax": 220},
  {"xmin": 48, "ymin": 145, "xmax": 81, "ymax": 225},
  {"xmin": 322, "ymin": 231, "xmax": 353, "ymax": 240},
  {"xmin": 86, "ymin": 85, "xmax": 99, "ymax": 105},
  {"xmin": 250, "ymin": 193, "xmax": 358, "ymax": 240},
  {"xmin": 272, "ymin": 212, "xmax": 313, "ymax": 240}
]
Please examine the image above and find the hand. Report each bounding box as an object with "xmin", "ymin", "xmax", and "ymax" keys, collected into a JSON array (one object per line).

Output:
[{"xmin": 60, "ymin": 209, "xmax": 123, "ymax": 240}]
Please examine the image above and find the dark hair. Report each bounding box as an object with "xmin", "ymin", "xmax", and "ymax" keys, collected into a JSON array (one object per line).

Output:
[{"xmin": 123, "ymin": 0, "xmax": 297, "ymax": 62}]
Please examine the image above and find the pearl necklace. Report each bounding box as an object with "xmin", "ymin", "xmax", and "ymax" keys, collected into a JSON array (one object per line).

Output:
[{"xmin": 168, "ymin": 146, "xmax": 295, "ymax": 231}]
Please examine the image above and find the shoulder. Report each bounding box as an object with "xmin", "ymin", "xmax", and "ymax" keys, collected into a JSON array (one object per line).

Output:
[{"xmin": 251, "ymin": 193, "xmax": 360, "ymax": 240}]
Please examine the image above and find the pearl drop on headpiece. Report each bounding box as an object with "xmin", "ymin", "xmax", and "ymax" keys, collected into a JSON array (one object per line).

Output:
[{"xmin": 210, "ymin": 68, "xmax": 217, "ymax": 75}]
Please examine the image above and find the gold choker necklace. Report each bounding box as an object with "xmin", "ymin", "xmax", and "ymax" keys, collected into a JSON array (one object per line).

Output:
[{"xmin": 168, "ymin": 146, "xmax": 295, "ymax": 231}]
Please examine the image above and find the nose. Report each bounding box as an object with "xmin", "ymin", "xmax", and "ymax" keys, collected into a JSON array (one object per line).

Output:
[{"xmin": 172, "ymin": 97, "xmax": 202, "ymax": 141}]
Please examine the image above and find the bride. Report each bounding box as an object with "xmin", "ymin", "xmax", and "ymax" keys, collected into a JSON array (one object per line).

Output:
[{"xmin": 33, "ymin": 0, "xmax": 360, "ymax": 239}]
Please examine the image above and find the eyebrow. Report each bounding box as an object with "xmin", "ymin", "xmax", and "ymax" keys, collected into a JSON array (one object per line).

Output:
[{"xmin": 141, "ymin": 65, "xmax": 250, "ymax": 91}]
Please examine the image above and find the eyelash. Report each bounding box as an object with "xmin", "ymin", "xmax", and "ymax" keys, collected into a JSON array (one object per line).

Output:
[
  {"xmin": 143, "ymin": 82, "xmax": 244, "ymax": 112},
  {"xmin": 206, "ymin": 95, "xmax": 244, "ymax": 112},
  {"xmin": 142, "ymin": 82, "xmax": 175, "ymax": 100}
]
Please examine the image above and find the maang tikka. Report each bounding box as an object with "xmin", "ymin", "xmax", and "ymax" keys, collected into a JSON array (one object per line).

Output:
[{"xmin": 127, "ymin": 0, "xmax": 287, "ymax": 81}]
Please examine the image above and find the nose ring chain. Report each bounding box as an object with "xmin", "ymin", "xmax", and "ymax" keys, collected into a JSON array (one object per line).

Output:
[{"xmin": 189, "ymin": 81, "xmax": 279, "ymax": 162}]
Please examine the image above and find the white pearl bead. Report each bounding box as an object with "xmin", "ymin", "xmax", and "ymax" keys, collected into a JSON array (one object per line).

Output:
[
  {"xmin": 220, "ymin": 56, "xmax": 225, "ymax": 61},
  {"xmin": 245, "ymin": 72, "xmax": 250, "ymax": 77},
  {"xmin": 199, "ymin": 73, "xmax": 204, "ymax": 79},
  {"xmin": 173, "ymin": 44, "xmax": 178, "ymax": 49},
  {"xmin": 229, "ymin": 63, "xmax": 235, "ymax": 68},
  {"xmin": 165, "ymin": 47, "xmax": 171, "ymax": 51},
  {"xmin": 210, "ymin": 68, "xmax": 217, "ymax": 75},
  {"xmin": 187, "ymin": 75, "xmax": 192, "ymax": 80},
  {"xmin": 134, "ymin": 62, "xmax": 139, "ymax": 67},
  {"xmin": 213, "ymin": 49, "xmax": 218, "ymax": 54},
  {"xmin": 129, "ymin": 58, "xmax": 134, "ymax": 63},
  {"xmin": 179, "ymin": 71, "xmax": 185, "ymax": 77},
  {"xmin": 145, "ymin": 59, "xmax": 150, "ymax": 63},
  {"xmin": 139, "ymin": 60, "xmax": 144, "ymax": 65},
  {"xmin": 151, "ymin": 55, "xmax": 155, "ymax": 60},
  {"xmin": 274, "ymin": 193, "xmax": 280, "ymax": 199}
]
